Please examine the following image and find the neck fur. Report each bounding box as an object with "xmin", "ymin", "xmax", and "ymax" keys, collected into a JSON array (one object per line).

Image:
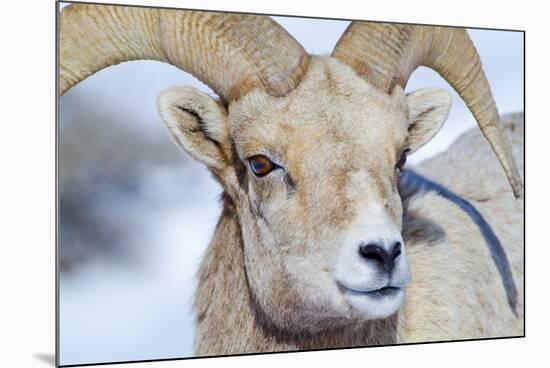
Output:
[{"xmin": 193, "ymin": 193, "xmax": 399, "ymax": 356}]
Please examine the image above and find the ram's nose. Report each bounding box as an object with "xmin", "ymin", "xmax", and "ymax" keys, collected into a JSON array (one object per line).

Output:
[{"xmin": 358, "ymin": 241, "xmax": 402, "ymax": 273}]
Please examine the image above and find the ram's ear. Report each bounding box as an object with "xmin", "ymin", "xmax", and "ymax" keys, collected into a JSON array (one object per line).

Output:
[
  {"xmin": 158, "ymin": 87, "xmax": 231, "ymax": 172},
  {"xmin": 405, "ymin": 88, "xmax": 452, "ymax": 154}
]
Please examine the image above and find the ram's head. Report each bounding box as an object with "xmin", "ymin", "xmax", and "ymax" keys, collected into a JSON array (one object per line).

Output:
[{"xmin": 60, "ymin": 5, "xmax": 523, "ymax": 332}]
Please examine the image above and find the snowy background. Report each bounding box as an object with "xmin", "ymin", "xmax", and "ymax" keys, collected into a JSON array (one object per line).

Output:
[{"xmin": 58, "ymin": 3, "xmax": 524, "ymax": 366}]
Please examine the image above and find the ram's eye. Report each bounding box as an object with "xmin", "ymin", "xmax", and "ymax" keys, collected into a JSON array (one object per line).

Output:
[
  {"xmin": 248, "ymin": 155, "xmax": 277, "ymax": 177},
  {"xmin": 395, "ymin": 150, "xmax": 408, "ymax": 172}
]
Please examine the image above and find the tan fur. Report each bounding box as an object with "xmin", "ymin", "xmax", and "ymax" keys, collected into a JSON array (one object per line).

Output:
[
  {"xmin": 156, "ymin": 57, "xmax": 523, "ymax": 355},
  {"xmin": 399, "ymin": 113, "xmax": 524, "ymax": 341},
  {"xmin": 59, "ymin": 5, "xmax": 523, "ymax": 355}
]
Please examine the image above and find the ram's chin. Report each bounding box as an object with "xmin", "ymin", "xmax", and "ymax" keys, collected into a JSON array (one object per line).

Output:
[{"xmin": 343, "ymin": 287, "xmax": 405, "ymax": 319}]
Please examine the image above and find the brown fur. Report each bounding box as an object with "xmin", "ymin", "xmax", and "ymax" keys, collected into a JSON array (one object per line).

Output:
[
  {"xmin": 194, "ymin": 195, "xmax": 401, "ymax": 354},
  {"xmin": 156, "ymin": 57, "xmax": 523, "ymax": 355},
  {"xmin": 193, "ymin": 114, "xmax": 523, "ymax": 354},
  {"xmin": 60, "ymin": 4, "xmax": 523, "ymax": 355}
]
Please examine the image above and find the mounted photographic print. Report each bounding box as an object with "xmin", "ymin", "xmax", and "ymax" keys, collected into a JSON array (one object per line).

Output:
[{"xmin": 57, "ymin": 1, "xmax": 525, "ymax": 366}]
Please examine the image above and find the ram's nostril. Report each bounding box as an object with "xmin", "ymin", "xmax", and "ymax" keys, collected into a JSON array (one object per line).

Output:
[
  {"xmin": 360, "ymin": 244, "xmax": 385, "ymax": 263},
  {"xmin": 391, "ymin": 241, "xmax": 402, "ymax": 261},
  {"xmin": 359, "ymin": 243, "xmax": 390, "ymax": 267},
  {"xmin": 359, "ymin": 241, "xmax": 402, "ymax": 272}
]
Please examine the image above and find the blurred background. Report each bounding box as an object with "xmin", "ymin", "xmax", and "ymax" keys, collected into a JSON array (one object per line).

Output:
[{"xmin": 58, "ymin": 2, "xmax": 524, "ymax": 365}]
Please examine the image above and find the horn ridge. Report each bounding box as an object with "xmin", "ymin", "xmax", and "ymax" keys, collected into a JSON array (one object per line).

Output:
[{"xmin": 59, "ymin": 4, "xmax": 310, "ymax": 102}]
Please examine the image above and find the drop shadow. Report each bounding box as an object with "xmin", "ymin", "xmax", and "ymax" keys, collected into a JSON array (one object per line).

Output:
[{"xmin": 34, "ymin": 353, "xmax": 56, "ymax": 366}]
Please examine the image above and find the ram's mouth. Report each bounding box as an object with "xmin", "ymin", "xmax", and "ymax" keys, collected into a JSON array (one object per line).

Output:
[
  {"xmin": 342, "ymin": 286, "xmax": 402, "ymax": 298},
  {"xmin": 338, "ymin": 283, "xmax": 405, "ymax": 318}
]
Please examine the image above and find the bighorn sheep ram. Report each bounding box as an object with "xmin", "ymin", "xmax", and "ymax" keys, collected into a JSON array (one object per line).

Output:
[{"xmin": 60, "ymin": 4, "xmax": 524, "ymax": 355}]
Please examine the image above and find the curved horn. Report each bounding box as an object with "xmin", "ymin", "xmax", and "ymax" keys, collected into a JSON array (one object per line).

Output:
[
  {"xmin": 59, "ymin": 4, "xmax": 310, "ymax": 102},
  {"xmin": 332, "ymin": 23, "xmax": 523, "ymax": 199}
]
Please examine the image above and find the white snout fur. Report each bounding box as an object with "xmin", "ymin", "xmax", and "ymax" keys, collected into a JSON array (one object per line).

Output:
[{"xmin": 334, "ymin": 205, "xmax": 412, "ymax": 318}]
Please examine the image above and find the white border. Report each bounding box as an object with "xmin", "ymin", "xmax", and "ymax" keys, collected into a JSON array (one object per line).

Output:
[{"xmin": 1, "ymin": 0, "xmax": 547, "ymax": 367}]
